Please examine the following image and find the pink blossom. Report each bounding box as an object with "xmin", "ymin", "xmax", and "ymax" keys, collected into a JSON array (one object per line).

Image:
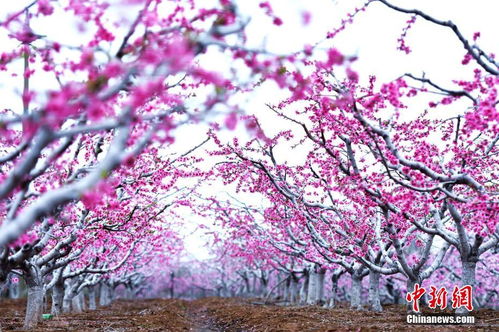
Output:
[
  {"xmin": 346, "ymin": 67, "xmax": 359, "ymax": 83},
  {"xmin": 273, "ymin": 17, "xmax": 283, "ymax": 26},
  {"xmin": 302, "ymin": 11, "xmax": 312, "ymax": 26},
  {"xmin": 9, "ymin": 28, "xmax": 42, "ymax": 44},
  {"xmin": 326, "ymin": 48, "xmax": 344, "ymax": 66},
  {"xmin": 164, "ymin": 37, "xmax": 194, "ymax": 73},
  {"xmin": 37, "ymin": 0, "xmax": 54, "ymax": 16},
  {"xmin": 225, "ymin": 112, "xmax": 238, "ymax": 130}
]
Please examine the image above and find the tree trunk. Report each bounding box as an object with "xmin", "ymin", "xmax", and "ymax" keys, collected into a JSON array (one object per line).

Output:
[
  {"xmin": 170, "ymin": 272, "xmax": 174, "ymax": 299},
  {"xmin": 307, "ymin": 269, "xmax": 319, "ymax": 305},
  {"xmin": 110, "ymin": 285, "xmax": 116, "ymax": 303},
  {"xmin": 368, "ymin": 271, "xmax": 382, "ymax": 312},
  {"xmin": 288, "ymin": 275, "xmax": 299, "ymax": 304},
  {"xmin": 72, "ymin": 292, "xmax": 83, "ymax": 313},
  {"xmin": 317, "ymin": 268, "xmax": 326, "ymax": 306},
  {"xmin": 71, "ymin": 291, "xmax": 86, "ymax": 312},
  {"xmin": 328, "ymin": 282, "xmax": 337, "ymax": 308},
  {"xmin": 456, "ymin": 259, "xmax": 476, "ymax": 315},
  {"xmin": 259, "ymin": 276, "xmax": 268, "ymax": 297},
  {"xmin": 243, "ymin": 275, "xmax": 251, "ymax": 296},
  {"xmin": 284, "ymin": 275, "xmax": 292, "ymax": 302},
  {"xmin": 328, "ymin": 272, "xmax": 341, "ymax": 308},
  {"xmin": 299, "ymin": 271, "xmax": 309, "ymax": 304},
  {"xmin": 126, "ymin": 285, "xmax": 134, "ymax": 300},
  {"xmin": 24, "ymin": 284, "xmax": 44, "ymax": 329},
  {"xmin": 461, "ymin": 260, "xmax": 476, "ymax": 289},
  {"xmin": 350, "ymin": 274, "xmax": 363, "ymax": 310},
  {"xmin": 51, "ymin": 281, "xmax": 64, "ymax": 316},
  {"xmin": 276, "ymin": 273, "xmax": 286, "ymax": 300},
  {"xmin": 252, "ymin": 275, "xmax": 258, "ymax": 296},
  {"xmin": 406, "ymin": 278, "xmax": 420, "ymax": 313},
  {"xmin": 43, "ymin": 294, "xmax": 49, "ymax": 313},
  {"xmin": 385, "ymin": 278, "xmax": 400, "ymax": 304},
  {"xmin": 80, "ymin": 291, "xmax": 87, "ymax": 310},
  {"xmin": 88, "ymin": 286, "xmax": 97, "ymax": 310},
  {"xmin": 9, "ymin": 281, "xmax": 19, "ymax": 299},
  {"xmin": 99, "ymin": 283, "xmax": 111, "ymax": 306},
  {"xmin": 63, "ymin": 286, "xmax": 73, "ymax": 313}
]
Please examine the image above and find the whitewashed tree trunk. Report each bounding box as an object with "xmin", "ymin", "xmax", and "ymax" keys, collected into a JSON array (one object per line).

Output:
[
  {"xmin": 328, "ymin": 271, "xmax": 341, "ymax": 308},
  {"xmin": 307, "ymin": 269, "xmax": 319, "ymax": 305},
  {"xmin": 110, "ymin": 285, "xmax": 116, "ymax": 303},
  {"xmin": 259, "ymin": 272, "xmax": 269, "ymax": 297},
  {"xmin": 128, "ymin": 285, "xmax": 134, "ymax": 299},
  {"xmin": 299, "ymin": 271, "xmax": 309, "ymax": 304},
  {"xmin": 276, "ymin": 273, "xmax": 286, "ymax": 300},
  {"xmin": 99, "ymin": 283, "xmax": 112, "ymax": 306},
  {"xmin": 9, "ymin": 281, "xmax": 19, "ymax": 299},
  {"xmin": 252, "ymin": 275, "xmax": 258, "ymax": 296},
  {"xmin": 350, "ymin": 274, "xmax": 363, "ymax": 310},
  {"xmin": 72, "ymin": 293, "xmax": 83, "ymax": 313},
  {"xmin": 24, "ymin": 283, "xmax": 44, "ymax": 329},
  {"xmin": 63, "ymin": 286, "xmax": 73, "ymax": 313},
  {"xmin": 288, "ymin": 275, "xmax": 299, "ymax": 304},
  {"xmin": 406, "ymin": 278, "xmax": 419, "ymax": 313},
  {"xmin": 456, "ymin": 260, "xmax": 476, "ymax": 315},
  {"xmin": 368, "ymin": 271, "xmax": 382, "ymax": 312},
  {"xmin": 242, "ymin": 273, "xmax": 251, "ymax": 296},
  {"xmin": 72, "ymin": 292, "xmax": 86, "ymax": 312},
  {"xmin": 461, "ymin": 260, "xmax": 476, "ymax": 291},
  {"xmin": 43, "ymin": 294, "xmax": 49, "ymax": 313},
  {"xmin": 80, "ymin": 291, "xmax": 87, "ymax": 310},
  {"xmin": 236, "ymin": 284, "xmax": 244, "ymax": 297},
  {"xmin": 385, "ymin": 278, "xmax": 401, "ymax": 304},
  {"xmin": 221, "ymin": 285, "xmax": 229, "ymax": 297},
  {"xmin": 51, "ymin": 280, "xmax": 64, "ymax": 316},
  {"xmin": 88, "ymin": 286, "xmax": 97, "ymax": 310},
  {"xmin": 449, "ymin": 205, "xmax": 483, "ymax": 315},
  {"xmin": 99, "ymin": 283, "xmax": 108, "ymax": 306},
  {"xmin": 23, "ymin": 266, "xmax": 45, "ymax": 330}
]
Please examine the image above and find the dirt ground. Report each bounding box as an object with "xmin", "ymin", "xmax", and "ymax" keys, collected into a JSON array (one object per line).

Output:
[{"xmin": 0, "ymin": 297, "xmax": 497, "ymax": 331}]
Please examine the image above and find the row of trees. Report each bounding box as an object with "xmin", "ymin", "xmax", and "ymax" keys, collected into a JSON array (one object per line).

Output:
[
  {"xmin": 0, "ymin": 139, "xmax": 197, "ymax": 327},
  {"xmin": 159, "ymin": 252, "xmax": 497, "ymax": 310},
  {"xmin": 0, "ymin": 0, "xmax": 300, "ymax": 329},
  {"xmin": 191, "ymin": 0, "xmax": 498, "ymax": 314}
]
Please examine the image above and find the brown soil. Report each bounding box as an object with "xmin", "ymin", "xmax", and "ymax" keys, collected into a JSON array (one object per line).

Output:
[{"xmin": 0, "ymin": 297, "xmax": 497, "ymax": 331}]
